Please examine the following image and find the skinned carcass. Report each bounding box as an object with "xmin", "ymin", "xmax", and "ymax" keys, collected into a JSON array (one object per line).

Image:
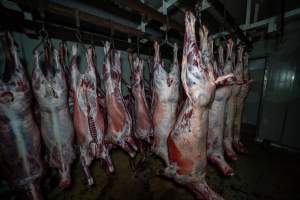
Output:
[
  {"xmin": 31, "ymin": 46, "xmax": 75, "ymax": 188},
  {"xmin": 126, "ymin": 54, "xmax": 154, "ymax": 169},
  {"xmin": 160, "ymin": 12, "xmax": 233, "ymax": 200},
  {"xmin": 207, "ymin": 39, "xmax": 235, "ymax": 176},
  {"xmin": 223, "ymin": 39, "xmax": 239, "ymax": 161},
  {"xmin": 0, "ymin": 33, "xmax": 44, "ymax": 200},
  {"xmin": 233, "ymin": 51, "xmax": 251, "ymax": 153},
  {"xmin": 103, "ymin": 41, "xmax": 138, "ymax": 157},
  {"xmin": 129, "ymin": 55, "xmax": 153, "ymax": 144},
  {"xmin": 70, "ymin": 45, "xmax": 113, "ymax": 186},
  {"xmin": 151, "ymin": 41, "xmax": 180, "ymax": 165},
  {"xmin": 58, "ymin": 42, "xmax": 74, "ymax": 115}
]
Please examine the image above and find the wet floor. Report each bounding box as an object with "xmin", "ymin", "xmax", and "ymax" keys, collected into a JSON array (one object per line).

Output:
[{"xmin": 1, "ymin": 132, "xmax": 300, "ymax": 200}]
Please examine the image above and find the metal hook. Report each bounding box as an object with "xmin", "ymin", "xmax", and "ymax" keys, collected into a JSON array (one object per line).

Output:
[
  {"xmin": 75, "ymin": 30, "xmax": 87, "ymax": 53},
  {"xmin": 161, "ymin": 15, "xmax": 174, "ymax": 48},
  {"xmin": 39, "ymin": 24, "xmax": 48, "ymax": 40},
  {"xmin": 75, "ymin": 31, "xmax": 82, "ymax": 42},
  {"xmin": 100, "ymin": 40, "xmax": 106, "ymax": 47},
  {"xmin": 32, "ymin": 23, "xmax": 49, "ymax": 53},
  {"xmin": 195, "ymin": 0, "xmax": 203, "ymax": 26},
  {"xmin": 110, "ymin": 29, "xmax": 115, "ymax": 49},
  {"xmin": 90, "ymin": 34, "xmax": 95, "ymax": 48},
  {"xmin": 136, "ymin": 36, "xmax": 140, "ymax": 56}
]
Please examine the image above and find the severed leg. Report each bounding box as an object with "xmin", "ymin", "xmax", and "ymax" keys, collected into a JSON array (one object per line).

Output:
[
  {"xmin": 224, "ymin": 97, "xmax": 238, "ymax": 161},
  {"xmin": 233, "ymin": 100, "xmax": 248, "ymax": 154},
  {"xmin": 158, "ymin": 166, "xmax": 224, "ymax": 200},
  {"xmin": 80, "ymin": 157, "xmax": 94, "ymax": 186}
]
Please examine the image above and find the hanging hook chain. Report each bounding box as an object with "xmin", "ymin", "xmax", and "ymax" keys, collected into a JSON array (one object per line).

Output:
[
  {"xmin": 74, "ymin": 9, "xmax": 87, "ymax": 53},
  {"xmin": 75, "ymin": 30, "xmax": 82, "ymax": 43},
  {"xmin": 162, "ymin": 8, "xmax": 173, "ymax": 48},
  {"xmin": 195, "ymin": 0, "xmax": 202, "ymax": 25},
  {"xmin": 165, "ymin": 16, "xmax": 169, "ymax": 42},
  {"xmin": 74, "ymin": 8, "xmax": 82, "ymax": 42},
  {"xmin": 39, "ymin": 23, "xmax": 48, "ymax": 40},
  {"xmin": 137, "ymin": 36, "xmax": 140, "ymax": 56},
  {"xmin": 110, "ymin": 28, "xmax": 115, "ymax": 49}
]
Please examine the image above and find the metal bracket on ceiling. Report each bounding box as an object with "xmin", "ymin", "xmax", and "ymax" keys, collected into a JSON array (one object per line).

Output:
[
  {"xmin": 195, "ymin": 0, "xmax": 211, "ymax": 26},
  {"xmin": 195, "ymin": 0, "xmax": 211, "ymax": 13},
  {"xmin": 162, "ymin": 0, "xmax": 167, "ymax": 15},
  {"xmin": 137, "ymin": 0, "xmax": 178, "ymax": 31},
  {"xmin": 267, "ymin": 17, "xmax": 277, "ymax": 33},
  {"xmin": 137, "ymin": 20, "xmax": 147, "ymax": 31},
  {"xmin": 1, "ymin": 0, "xmax": 21, "ymax": 12},
  {"xmin": 1, "ymin": 0, "xmax": 33, "ymax": 21},
  {"xmin": 214, "ymin": 7, "xmax": 300, "ymax": 41},
  {"xmin": 201, "ymin": 0, "xmax": 211, "ymax": 11},
  {"xmin": 160, "ymin": 0, "xmax": 176, "ymax": 31},
  {"xmin": 240, "ymin": 7, "xmax": 300, "ymax": 33},
  {"xmin": 24, "ymin": 11, "xmax": 33, "ymax": 21},
  {"xmin": 140, "ymin": 21, "xmax": 146, "ymax": 32},
  {"xmin": 212, "ymin": 31, "xmax": 228, "ymax": 39},
  {"xmin": 245, "ymin": 0, "xmax": 252, "ymax": 26},
  {"xmin": 158, "ymin": 0, "xmax": 177, "ymax": 13},
  {"xmin": 140, "ymin": 38, "xmax": 148, "ymax": 43}
]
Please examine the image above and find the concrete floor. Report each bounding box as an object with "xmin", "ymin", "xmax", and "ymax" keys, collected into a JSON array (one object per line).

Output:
[{"xmin": 1, "ymin": 132, "xmax": 300, "ymax": 200}]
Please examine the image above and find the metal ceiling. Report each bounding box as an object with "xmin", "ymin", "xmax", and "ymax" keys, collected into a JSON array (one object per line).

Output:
[{"xmin": 1, "ymin": 0, "xmax": 300, "ymax": 58}]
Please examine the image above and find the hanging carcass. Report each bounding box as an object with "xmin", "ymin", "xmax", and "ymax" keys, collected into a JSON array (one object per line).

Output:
[
  {"xmin": 32, "ymin": 43, "xmax": 75, "ymax": 188},
  {"xmin": 223, "ymin": 39, "xmax": 239, "ymax": 161},
  {"xmin": 0, "ymin": 33, "xmax": 44, "ymax": 200},
  {"xmin": 233, "ymin": 51, "xmax": 251, "ymax": 153},
  {"xmin": 129, "ymin": 54, "xmax": 153, "ymax": 145},
  {"xmin": 159, "ymin": 12, "xmax": 233, "ymax": 200},
  {"xmin": 207, "ymin": 38, "xmax": 235, "ymax": 176},
  {"xmin": 103, "ymin": 41, "xmax": 138, "ymax": 157},
  {"xmin": 69, "ymin": 45, "xmax": 114, "ymax": 186},
  {"xmin": 151, "ymin": 41, "xmax": 180, "ymax": 165}
]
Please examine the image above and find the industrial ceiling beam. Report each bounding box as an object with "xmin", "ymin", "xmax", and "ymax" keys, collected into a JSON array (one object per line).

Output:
[
  {"xmin": 245, "ymin": 0, "xmax": 252, "ymax": 26},
  {"xmin": 159, "ymin": 0, "xmax": 178, "ymax": 15},
  {"xmin": 12, "ymin": 0, "xmax": 157, "ymax": 41},
  {"xmin": 178, "ymin": 0, "xmax": 251, "ymax": 46},
  {"xmin": 48, "ymin": 4, "xmax": 152, "ymax": 39},
  {"xmin": 80, "ymin": 0, "xmax": 167, "ymax": 37},
  {"xmin": 0, "ymin": 3, "xmax": 175, "ymax": 60},
  {"xmin": 124, "ymin": 0, "xmax": 184, "ymax": 34},
  {"xmin": 207, "ymin": 0, "xmax": 252, "ymax": 47},
  {"xmin": 240, "ymin": 7, "xmax": 300, "ymax": 32},
  {"xmin": 138, "ymin": 0, "xmax": 178, "ymax": 31}
]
